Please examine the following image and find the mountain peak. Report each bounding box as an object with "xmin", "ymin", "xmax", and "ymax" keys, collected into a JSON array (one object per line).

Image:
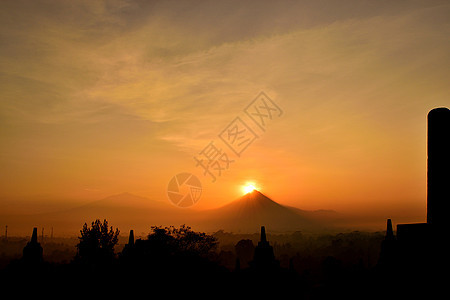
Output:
[
  {"xmin": 243, "ymin": 189, "xmax": 263, "ymax": 197},
  {"xmin": 240, "ymin": 189, "xmax": 276, "ymax": 203},
  {"xmin": 218, "ymin": 190, "xmax": 283, "ymax": 213},
  {"xmin": 248, "ymin": 189, "xmax": 262, "ymax": 195},
  {"xmin": 200, "ymin": 189, "xmax": 327, "ymax": 233}
]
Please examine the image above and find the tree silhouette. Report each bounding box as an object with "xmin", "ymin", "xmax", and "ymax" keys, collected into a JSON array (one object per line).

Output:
[
  {"xmin": 147, "ymin": 224, "xmax": 217, "ymax": 256},
  {"xmin": 76, "ymin": 219, "xmax": 119, "ymax": 265},
  {"xmin": 117, "ymin": 225, "xmax": 221, "ymax": 283},
  {"xmin": 170, "ymin": 224, "xmax": 218, "ymax": 255}
]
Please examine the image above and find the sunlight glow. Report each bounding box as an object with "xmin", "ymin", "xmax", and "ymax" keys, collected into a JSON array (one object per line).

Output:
[{"xmin": 242, "ymin": 183, "xmax": 257, "ymax": 194}]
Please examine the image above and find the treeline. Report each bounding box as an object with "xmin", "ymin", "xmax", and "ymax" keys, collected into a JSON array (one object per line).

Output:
[{"xmin": 0, "ymin": 219, "xmax": 388, "ymax": 298}]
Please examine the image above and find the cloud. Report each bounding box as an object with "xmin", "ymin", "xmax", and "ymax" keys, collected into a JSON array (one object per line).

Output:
[
  {"xmin": 80, "ymin": 1, "xmax": 449, "ymax": 153},
  {"xmin": 1, "ymin": 0, "xmax": 448, "ymax": 126},
  {"xmin": 0, "ymin": 0, "xmax": 448, "ymax": 208}
]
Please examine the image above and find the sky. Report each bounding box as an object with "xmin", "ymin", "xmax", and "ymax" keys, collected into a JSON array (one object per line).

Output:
[{"xmin": 1, "ymin": 0, "xmax": 449, "ymax": 223}]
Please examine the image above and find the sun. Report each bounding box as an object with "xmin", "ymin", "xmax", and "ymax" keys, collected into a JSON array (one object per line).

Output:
[{"xmin": 242, "ymin": 183, "xmax": 257, "ymax": 194}]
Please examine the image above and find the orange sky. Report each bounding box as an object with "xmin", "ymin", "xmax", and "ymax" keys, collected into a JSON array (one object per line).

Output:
[{"xmin": 1, "ymin": 0, "xmax": 449, "ymax": 225}]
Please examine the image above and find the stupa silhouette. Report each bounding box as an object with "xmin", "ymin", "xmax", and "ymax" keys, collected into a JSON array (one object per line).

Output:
[
  {"xmin": 22, "ymin": 227, "xmax": 43, "ymax": 264},
  {"xmin": 249, "ymin": 226, "xmax": 279, "ymax": 270}
]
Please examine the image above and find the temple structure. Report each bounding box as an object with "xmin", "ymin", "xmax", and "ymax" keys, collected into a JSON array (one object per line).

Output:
[
  {"xmin": 250, "ymin": 226, "xmax": 279, "ymax": 270},
  {"xmin": 397, "ymin": 108, "xmax": 448, "ymax": 246},
  {"xmin": 121, "ymin": 229, "xmax": 135, "ymax": 258},
  {"xmin": 378, "ymin": 107, "xmax": 449, "ymax": 275},
  {"xmin": 22, "ymin": 227, "xmax": 43, "ymax": 264}
]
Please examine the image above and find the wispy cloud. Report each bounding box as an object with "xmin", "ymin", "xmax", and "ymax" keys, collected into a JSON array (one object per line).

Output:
[{"xmin": 0, "ymin": 0, "xmax": 448, "ymax": 212}]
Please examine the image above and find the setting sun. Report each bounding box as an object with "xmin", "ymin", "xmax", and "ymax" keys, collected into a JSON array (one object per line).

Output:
[
  {"xmin": 242, "ymin": 183, "xmax": 257, "ymax": 194},
  {"xmin": 0, "ymin": 1, "xmax": 448, "ymax": 296}
]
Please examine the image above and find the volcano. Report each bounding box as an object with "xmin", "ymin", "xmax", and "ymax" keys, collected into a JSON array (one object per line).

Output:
[
  {"xmin": 195, "ymin": 190, "xmax": 335, "ymax": 233},
  {"xmin": 5, "ymin": 191, "xmax": 339, "ymax": 235}
]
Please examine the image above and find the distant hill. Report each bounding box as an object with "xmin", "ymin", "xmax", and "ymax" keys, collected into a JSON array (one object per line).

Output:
[
  {"xmin": 1, "ymin": 193, "xmax": 180, "ymax": 236},
  {"xmin": 2, "ymin": 191, "xmax": 342, "ymax": 236},
  {"xmin": 191, "ymin": 190, "xmax": 339, "ymax": 233},
  {"xmin": 44, "ymin": 192, "xmax": 185, "ymax": 234}
]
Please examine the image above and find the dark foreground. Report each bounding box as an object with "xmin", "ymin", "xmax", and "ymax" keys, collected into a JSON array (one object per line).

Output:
[{"xmin": 0, "ymin": 222, "xmax": 443, "ymax": 299}]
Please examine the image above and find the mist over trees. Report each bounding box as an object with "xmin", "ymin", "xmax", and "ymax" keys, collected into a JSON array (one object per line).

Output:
[
  {"xmin": 0, "ymin": 219, "xmax": 392, "ymax": 298},
  {"xmin": 2, "ymin": 217, "xmax": 441, "ymax": 297}
]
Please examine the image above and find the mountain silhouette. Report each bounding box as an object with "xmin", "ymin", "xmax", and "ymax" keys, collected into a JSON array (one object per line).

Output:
[
  {"xmin": 3, "ymin": 191, "xmax": 340, "ymax": 235},
  {"xmin": 194, "ymin": 190, "xmax": 336, "ymax": 233},
  {"xmin": 73, "ymin": 192, "xmax": 170, "ymax": 211},
  {"xmin": 5, "ymin": 193, "xmax": 179, "ymax": 236}
]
